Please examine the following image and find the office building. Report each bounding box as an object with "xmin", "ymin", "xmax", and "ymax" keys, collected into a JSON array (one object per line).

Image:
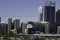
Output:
[
  {"xmin": 44, "ymin": 1, "xmax": 56, "ymax": 33},
  {"xmin": 11, "ymin": 23, "xmax": 14, "ymax": 29},
  {"xmin": 57, "ymin": 26, "xmax": 60, "ymax": 34},
  {"xmin": 44, "ymin": 1, "xmax": 55, "ymax": 23},
  {"xmin": 38, "ymin": 5, "xmax": 43, "ymax": 21},
  {"xmin": 13, "ymin": 18, "xmax": 20, "ymax": 30},
  {"xmin": 27, "ymin": 22, "xmax": 35, "ymax": 34},
  {"xmin": 27, "ymin": 23, "xmax": 35, "ymax": 34},
  {"xmin": 33, "ymin": 22, "xmax": 45, "ymax": 33},
  {"xmin": 40, "ymin": 21, "xmax": 49, "ymax": 34},
  {"xmin": 28, "ymin": 28, "xmax": 35, "ymax": 34},
  {"xmin": 0, "ymin": 17, "xmax": 1, "ymax": 23},
  {"xmin": 56, "ymin": 9, "xmax": 60, "ymax": 26},
  {"xmin": 8, "ymin": 18, "xmax": 12, "ymax": 33},
  {"xmin": 21, "ymin": 22, "xmax": 27, "ymax": 34},
  {"xmin": 0, "ymin": 23, "xmax": 7, "ymax": 33},
  {"xmin": 27, "ymin": 21, "xmax": 45, "ymax": 34}
]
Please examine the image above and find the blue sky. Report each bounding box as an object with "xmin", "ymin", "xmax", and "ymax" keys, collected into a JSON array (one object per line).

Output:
[{"xmin": 0, "ymin": 0, "xmax": 60, "ymax": 22}]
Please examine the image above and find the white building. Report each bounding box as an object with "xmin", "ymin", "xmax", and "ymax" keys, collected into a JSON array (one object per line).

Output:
[{"xmin": 38, "ymin": 5, "xmax": 43, "ymax": 21}]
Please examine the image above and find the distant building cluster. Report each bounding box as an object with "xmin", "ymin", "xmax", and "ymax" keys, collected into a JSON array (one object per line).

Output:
[
  {"xmin": 0, "ymin": 17, "xmax": 20, "ymax": 34},
  {"xmin": 0, "ymin": 1, "xmax": 60, "ymax": 35}
]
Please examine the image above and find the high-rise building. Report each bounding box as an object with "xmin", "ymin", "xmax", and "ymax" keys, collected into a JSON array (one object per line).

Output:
[
  {"xmin": 44, "ymin": 1, "xmax": 55, "ymax": 22},
  {"xmin": 11, "ymin": 23, "xmax": 14, "ymax": 29},
  {"xmin": 33, "ymin": 22, "xmax": 44, "ymax": 33},
  {"xmin": 13, "ymin": 18, "xmax": 20, "ymax": 30},
  {"xmin": 40, "ymin": 21, "xmax": 49, "ymax": 34},
  {"xmin": 21, "ymin": 22, "xmax": 27, "ymax": 34},
  {"xmin": 0, "ymin": 17, "xmax": 1, "ymax": 23},
  {"xmin": 44, "ymin": 1, "xmax": 56, "ymax": 33},
  {"xmin": 8, "ymin": 18, "xmax": 12, "ymax": 33},
  {"xmin": 56, "ymin": 9, "xmax": 60, "ymax": 26},
  {"xmin": 38, "ymin": 5, "xmax": 43, "ymax": 21},
  {"xmin": 0, "ymin": 23, "xmax": 7, "ymax": 33}
]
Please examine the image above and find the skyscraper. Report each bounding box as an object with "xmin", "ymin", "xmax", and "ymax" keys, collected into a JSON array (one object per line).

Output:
[
  {"xmin": 44, "ymin": 1, "xmax": 55, "ymax": 22},
  {"xmin": 38, "ymin": 5, "xmax": 43, "ymax": 21},
  {"xmin": 0, "ymin": 17, "xmax": 1, "ymax": 23},
  {"xmin": 13, "ymin": 18, "xmax": 20, "ymax": 30},
  {"xmin": 8, "ymin": 18, "xmax": 12, "ymax": 33},
  {"xmin": 56, "ymin": 9, "xmax": 60, "ymax": 26},
  {"xmin": 44, "ymin": 1, "xmax": 56, "ymax": 33}
]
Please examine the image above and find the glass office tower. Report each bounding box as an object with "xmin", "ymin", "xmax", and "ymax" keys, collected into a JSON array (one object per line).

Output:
[
  {"xmin": 44, "ymin": 1, "xmax": 56, "ymax": 33},
  {"xmin": 56, "ymin": 9, "xmax": 60, "ymax": 26}
]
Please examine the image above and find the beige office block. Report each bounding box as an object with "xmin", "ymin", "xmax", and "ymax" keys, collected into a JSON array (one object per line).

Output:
[{"xmin": 21, "ymin": 23, "xmax": 27, "ymax": 34}]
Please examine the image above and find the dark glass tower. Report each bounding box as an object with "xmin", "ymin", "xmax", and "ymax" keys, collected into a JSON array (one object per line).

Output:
[
  {"xmin": 56, "ymin": 9, "xmax": 60, "ymax": 26},
  {"xmin": 44, "ymin": 1, "xmax": 56, "ymax": 33}
]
